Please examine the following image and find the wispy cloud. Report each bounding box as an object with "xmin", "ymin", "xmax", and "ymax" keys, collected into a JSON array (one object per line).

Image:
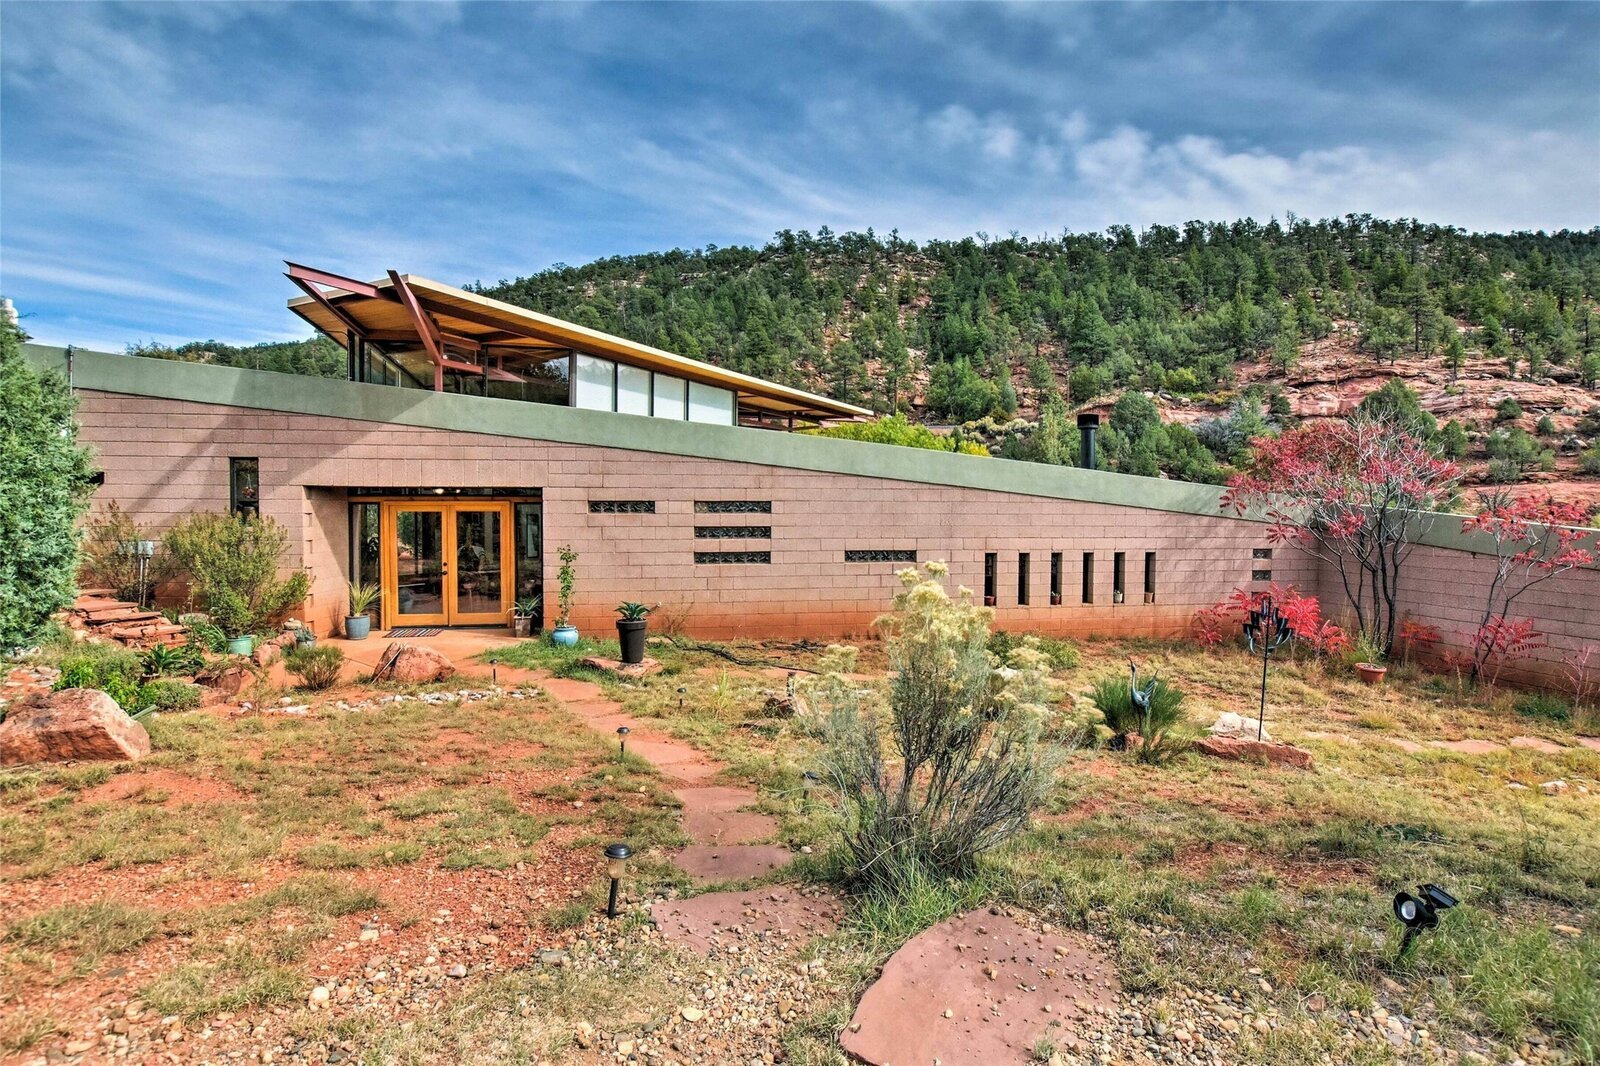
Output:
[{"xmin": 1, "ymin": 1, "xmax": 1595, "ymax": 348}]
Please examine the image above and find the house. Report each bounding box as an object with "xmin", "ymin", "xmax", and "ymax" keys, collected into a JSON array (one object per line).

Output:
[{"xmin": 22, "ymin": 266, "xmax": 1600, "ymax": 683}]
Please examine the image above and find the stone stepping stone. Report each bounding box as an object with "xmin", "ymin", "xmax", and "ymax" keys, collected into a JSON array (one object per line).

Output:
[
  {"xmin": 1429, "ymin": 739, "xmax": 1505, "ymax": 755},
  {"xmin": 672, "ymin": 844, "xmax": 792, "ymax": 883},
  {"xmin": 1510, "ymin": 735, "xmax": 1566, "ymax": 754},
  {"xmin": 651, "ymin": 886, "xmax": 843, "ymax": 956},
  {"xmin": 673, "ymin": 786, "xmax": 777, "ymax": 845},
  {"xmin": 1386, "ymin": 738, "xmax": 1425, "ymax": 753},
  {"xmin": 841, "ymin": 910, "xmax": 1119, "ymax": 1066},
  {"xmin": 1577, "ymin": 736, "xmax": 1600, "ymax": 753},
  {"xmin": 538, "ymin": 677, "xmax": 606, "ymax": 702}
]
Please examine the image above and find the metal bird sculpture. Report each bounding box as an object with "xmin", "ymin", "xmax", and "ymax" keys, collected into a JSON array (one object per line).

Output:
[{"xmin": 1129, "ymin": 658, "xmax": 1156, "ymax": 714}]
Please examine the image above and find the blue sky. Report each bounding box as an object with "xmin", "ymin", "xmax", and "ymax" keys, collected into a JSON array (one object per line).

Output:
[{"xmin": 2, "ymin": 1, "xmax": 1597, "ymax": 350}]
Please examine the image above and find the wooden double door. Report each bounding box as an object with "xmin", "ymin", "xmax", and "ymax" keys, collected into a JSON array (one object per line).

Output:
[{"xmin": 380, "ymin": 501, "xmax": 513, "ymax": 627}]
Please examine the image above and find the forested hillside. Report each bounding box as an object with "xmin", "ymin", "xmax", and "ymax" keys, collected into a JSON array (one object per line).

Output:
[{"xmin": 135, "ymin": 216, "xmax": 1600, "ymax": 499}]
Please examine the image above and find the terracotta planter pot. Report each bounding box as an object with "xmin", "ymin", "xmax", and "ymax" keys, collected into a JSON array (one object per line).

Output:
[{"xmin": 1355, "ymin": 662, "xmax": 1388, "ymax": 685}]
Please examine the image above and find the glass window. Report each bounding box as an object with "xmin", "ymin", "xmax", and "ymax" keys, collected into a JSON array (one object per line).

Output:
[
  {"xmin": 616, "ymin": 363, "xmax": 652, "ymax": 416},
  {"xmin": 688, "ymin": 381, "xmax": 735, "ymax": 425},
  {"xmin": 574, "ymin": 354, "xmax": 616, "ymax": 411},
  {"xmin": 349, "ymin": 502, "xmax": 381, "ymax": 593},
  {"xmin": 514, "ymin": 503, "xmax": 543, "ymax": 627},
  {"xmin": 230, "ymin": 458, "xmax": 259, "ymax": 517},
  {"xmin": 652, "ymin": 374, "xmax": 687, "ymax": 420}
]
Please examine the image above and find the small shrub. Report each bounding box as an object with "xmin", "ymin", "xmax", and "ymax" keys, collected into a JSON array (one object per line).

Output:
[
  {"xmin": 142, "ymin": 642, "xmax": 202, "ymax": 677},
  {"xmin": 162, "ymin": 513, "xmax": 310, "ymax": 637},
  {"xmin": 54, "ymin": 646, "xmax": 143, "ymax": 694},
  {"xmin": 141, "ymin": 679, "xmax": 203, "ymax": 712},
  {"xmin": 1085, "ymin": 666, "xmax": 1186, "ymax": 762},
  {"xmin": 1495, "ymin": 397, "xmax": 1523, "ymax": 422},
  {"xmin": 1512, "ymin": 692, "xmax": 1571, "ymax": 724},
  {"xmin": 181, "ymin": 615, "xmax": 227, "ymax": 654},
  {"xmin": 1535, "ymin": 415, "xmax": 1556, "ymax": 436},
  {"xmin": 284, "ymin": 645, "xmax": 343, "ymax": 690},
  {"xmin": 988, "ymin": 630, "xmax": 1079, "ymax": 671},
  {"xmin": 77, "ymin": 502, "xmax": 175, "ymax": 604},
  {"xmin": 817, "ymin": 562, "xmax": 1060, "ymax": 893}
]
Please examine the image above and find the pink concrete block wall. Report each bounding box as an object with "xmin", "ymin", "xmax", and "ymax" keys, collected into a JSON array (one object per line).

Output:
[{"xmin": 73, "ymin": 390, "xmax": 1599, "ymax": 691}]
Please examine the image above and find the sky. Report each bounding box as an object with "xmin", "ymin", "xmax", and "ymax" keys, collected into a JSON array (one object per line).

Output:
[{"xmin": 2, "ymin": 1, "xmax": 1597, "ymax": 351}]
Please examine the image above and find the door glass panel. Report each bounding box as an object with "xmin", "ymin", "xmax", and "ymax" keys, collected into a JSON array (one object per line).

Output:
[
  {"xmin": 395, "ymin": 510, "xmax": 444, "ymax": 617},
  {"xmin": 454, "ymin": 509, "xmax": 504, "ymax": 616},
  {"xmin": 514, "ymin": 503, "xmax": 543, "ymax": 626}
]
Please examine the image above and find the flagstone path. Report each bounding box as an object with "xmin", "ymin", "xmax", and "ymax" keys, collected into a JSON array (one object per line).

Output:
[{"xmin": 530, "ymin": 672, "xmax": 794, "ymax": 883}]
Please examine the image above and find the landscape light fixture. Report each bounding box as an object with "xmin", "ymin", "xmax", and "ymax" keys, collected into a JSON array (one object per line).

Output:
[
  {"xmin": 616, "ymin": 725, "xmax": 630, "ymax": 758},
  {"xmin": 1242, "ymin": 595, "xmax": 1296, "ymax": 740},
  {"xmin": 676, "ymin": 685, "xmax": 688, "ymax": 712},
  {"xmin": 1392, "ymin": 883, "xmax": 1458, "ymax": 958},
  {"xmin": 603, "ymin": 842, "xmax": 633, "ymax": 918},
  {"xmin": 487, "ymin": 655, "xmax": 497, "ymax": 686}
]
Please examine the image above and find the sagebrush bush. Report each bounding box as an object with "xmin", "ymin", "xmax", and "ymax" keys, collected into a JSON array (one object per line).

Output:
[
  {"xmin": 817, "ymin": 562, "xmax": 1061, "ymax": 893},
  {"xmin": 285, "ymin": 645, "xmax": 344, "ymax": 690}
]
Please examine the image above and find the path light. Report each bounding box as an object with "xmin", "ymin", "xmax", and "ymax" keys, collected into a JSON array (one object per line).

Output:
[
  {"xmin": 616, "ymin": 725, "xmax": 630, "ymax": 758},
  {"xmin": 1242, "ymin": 595, "xmax": 1296, "ymax": 740},
  {"xmin": 676, "ymin": 685, "xmax": 688, "ymax": 712},
  {"xmin": 488, "ymin": 655, "xmax": 497, "ymax": 686},
  {"xmin": 800, "ymin": 770, "xmax": 820, "ymax": 811},
  {"xmin": 1392, "ymin": 883, "xmax": 1458, "ymax": 958},
  {"xmin": 604, "ymin": 842, "xmax": 633, "ymax": 919}
]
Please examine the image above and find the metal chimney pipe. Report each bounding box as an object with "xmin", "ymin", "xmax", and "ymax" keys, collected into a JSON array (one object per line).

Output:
[{"xmin": 1077, "ymin": 412, "xmax": 1100, "ymax": 470}]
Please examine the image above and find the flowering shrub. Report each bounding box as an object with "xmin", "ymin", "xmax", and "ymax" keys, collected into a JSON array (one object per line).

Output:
[
  {"xmin": 1397, "ymin": 618, "xmax": 1442, "ymax": 665},
  {"xmin": 1193, "ymin": 582, "xmax": 1348, "ymax": 657},
  {"xmin": 1461, "ymin": 493, "xmax": 1595, "ymax": 683},
  {"xmin": 816, "ymin": 561, "xmax": 1062, "ymax": 892},
  {"xmin": 1221, "ymin": 415, "xmax": 1460, "ymax": 654}
]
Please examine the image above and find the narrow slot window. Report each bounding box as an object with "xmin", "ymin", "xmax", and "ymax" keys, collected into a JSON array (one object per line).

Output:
[
  {"xmin": 1144, "ymin": 551, "xmax": 1157, "ymax": 604},
  {"xmin": 1081, "ymin": 552, "xmax": 1094, "ymax": 604},
  {"xmin": 230, "ymin": 457, "xmax": 259, "ymax": 517},
  {"xmin": 1113, "ymin": 552, "xmax": 1126, "ymax": 603},
  {"xmin": 1017, "ymin": 553, "xmax": 1030, "ymax": 606},
  {"xmin": 983, "ymin": 552, "xmax": 997, "ymax": 606},
  {"xmin": 1050, "ymin": 552, "xmax": 1062, "ymax": 606}
]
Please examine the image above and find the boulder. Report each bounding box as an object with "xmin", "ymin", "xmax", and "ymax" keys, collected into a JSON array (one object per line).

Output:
[
  {"xmin": 1194, "ymin": 736, "xmax": 1314, "ymax": 770},
  {"xmin": 252, "ymin": 631, "xmax": 298, "ymax": 668},
  {"xmin": 196, "ymin": 661, "xmax": 256, "ymax": 698},
  {"xmin": 372, "ymin": 642, "xmax": 456, "ymax": 684},
  {"xmin": 0, "ymin": 689, "xmax": 151, "ymax": 765},
  {"xmin": 1210, "ymin": 711, "xmax": 1271, "ymax": 742}
]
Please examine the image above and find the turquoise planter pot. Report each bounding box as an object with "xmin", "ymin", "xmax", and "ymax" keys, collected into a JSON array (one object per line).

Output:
[
  {"xmin": 551, "ymin": 625, "xmax": 579, "ymax": 647},
  {"xmin": 226, "ymin": 635, "xmax": 254, "ymax": 657}
]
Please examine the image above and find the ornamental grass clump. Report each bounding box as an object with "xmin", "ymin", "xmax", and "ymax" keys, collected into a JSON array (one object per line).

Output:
[
  {"xmin": 818, "ymin": 562, "xmax": 1062, "ymax": 893},
  {"xmin": 284, "ymin": 645, "xmax": 344, "ymax": 691},
  {"xmin": 1085, "ymin": 666, "xmax": 1187, "ymax": 764}
]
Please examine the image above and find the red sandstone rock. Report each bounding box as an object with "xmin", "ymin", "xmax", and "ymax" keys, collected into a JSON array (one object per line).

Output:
[
  {"xmin": 252, "ymin": 632, "xmax": 298, "ymax": 668},
  {"xmin": 372, "ymin": 642, "xmax": 456, "ymax": 684},
  {"xmin": 651, "ymin": 887, "xmax": 843, "ymax": 957},
  {"xmin": 841, "ymin": 910, "xmax": 1119, "ymax": 1066},
  {"xmin": 671, "ymin": 844, "xmax": 792, "ymax": 883},
  {"xmin": 196, "ymin": 661, "xmax": 256, "ymax": 698},
  {"xmin": 0, "ymin": 689, "xmax": 151, "ymax": 765},
  {"xmin": 1195, "ymin": 736, "xmax": 1314, "ymax": 769}
]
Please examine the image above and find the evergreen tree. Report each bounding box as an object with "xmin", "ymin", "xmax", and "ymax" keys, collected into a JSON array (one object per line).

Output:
[{"xmin": 1, "ymin": 323, "xmax": 95, "ymax": 652}]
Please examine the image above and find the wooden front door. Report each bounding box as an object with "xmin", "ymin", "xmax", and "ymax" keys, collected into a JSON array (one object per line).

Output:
[{"xmin": 381, "ymin": 502, "xmax": 513, "ymax": 627}]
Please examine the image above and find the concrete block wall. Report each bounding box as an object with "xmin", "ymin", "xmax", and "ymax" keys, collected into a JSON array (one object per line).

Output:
[{"xmin": 74, "ymin": 391, "xmax": 1308, "ymax": 640}]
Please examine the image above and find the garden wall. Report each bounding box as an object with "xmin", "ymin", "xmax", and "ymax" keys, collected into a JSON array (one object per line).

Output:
[{"xmin": 69, "ymin": 388, "xmax": 1313, "ymax": 641}]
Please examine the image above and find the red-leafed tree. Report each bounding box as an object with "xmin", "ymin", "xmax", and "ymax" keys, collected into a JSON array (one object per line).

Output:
[
  {"xmin": 1460, "ymin": 491, "xmax": 1596, "ymax": 682},
  {"xmin": 1221, "ymin": 414, "xmax": 1460, "ymax": 655}
]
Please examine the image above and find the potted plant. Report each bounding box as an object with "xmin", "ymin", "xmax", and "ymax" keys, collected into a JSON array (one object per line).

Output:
[
  {"xmin": 511, "ymin": 595, "xmax": 541, "ymax": 639},
  {"xmin": 551, "ymin": 545, "xmax": 580, "ymax": 647},
  {"xmin": 615, "ymin": 602, "xmax": 655, "ymax": 664},
  {"xmin": 1351, "ymin": 634, "xmax": 1388, "ymax": 685},
  {"xmin": 346, "ymin": 581, "xmax": 380, "ymax": 641}
]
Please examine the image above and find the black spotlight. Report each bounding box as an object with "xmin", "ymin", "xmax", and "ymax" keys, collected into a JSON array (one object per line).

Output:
[{"xmin": 1392, "ymin": 883, "xmax": 1458, "ymax": 957}]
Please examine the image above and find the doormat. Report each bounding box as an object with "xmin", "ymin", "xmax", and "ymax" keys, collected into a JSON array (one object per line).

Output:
[{"xmin": 386, "ymin": 627, "xmax": 442, "ymax": 637}]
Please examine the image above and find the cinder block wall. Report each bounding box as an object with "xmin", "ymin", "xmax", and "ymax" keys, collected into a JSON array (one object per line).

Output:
[{"xmin": 73, "ymin": 391, "xmax": 1310, "ymax": 640}]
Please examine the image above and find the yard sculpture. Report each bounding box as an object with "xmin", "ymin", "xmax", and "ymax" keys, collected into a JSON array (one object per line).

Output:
[{"xmin": 1243, "ymin": 595, "xmax": 1296, "ymax": 741}]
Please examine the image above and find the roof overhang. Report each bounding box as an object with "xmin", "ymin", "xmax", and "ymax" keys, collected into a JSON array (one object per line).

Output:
[{"xmin": 285, "ymin": 263, "xmax": 872, "ymax": 421}]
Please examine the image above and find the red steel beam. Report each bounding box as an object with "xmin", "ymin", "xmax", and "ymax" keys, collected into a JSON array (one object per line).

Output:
[
  {"xmin": 388, "ymin": 270, "xmax": 446, "ymax": 391},
  {"xmin": 284, "ymin": 261, "xmax": 384, "ymax": 299},
  {"xmin": 287, "ymin": 275, "xmax": 370, "ymax": 343}
]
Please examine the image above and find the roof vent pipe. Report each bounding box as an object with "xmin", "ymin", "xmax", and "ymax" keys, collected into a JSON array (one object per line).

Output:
[{"xmin": 1077, "ymin": 412, "xmax": 1100, "ymax": 470}]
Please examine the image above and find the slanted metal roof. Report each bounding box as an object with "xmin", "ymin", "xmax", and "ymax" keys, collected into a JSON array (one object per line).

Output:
[{"xmin": 285, "ymin": 264, "xmax": 872, "ymax": 422}]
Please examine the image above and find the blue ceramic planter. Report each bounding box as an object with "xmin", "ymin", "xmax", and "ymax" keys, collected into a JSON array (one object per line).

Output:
[
  {"xmin": 226, "ymin": 635, "xmax": 254, "ymax": 657},
  {"xmin": 551, "ymin": 625, "xmax": 579, "ymax": 647}
]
